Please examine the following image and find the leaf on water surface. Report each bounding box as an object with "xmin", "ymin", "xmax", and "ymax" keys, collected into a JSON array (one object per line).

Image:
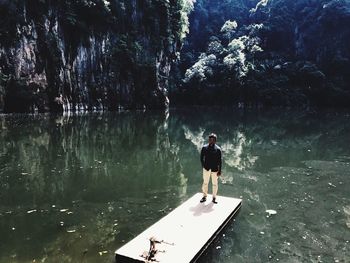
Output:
[
  {"xmin": 328, "ymin": 182, "xmax": 336, "ymax": 188},
  {"xmin": 266, "ymin": 209, "xmax": 277, "ymax": 215}
]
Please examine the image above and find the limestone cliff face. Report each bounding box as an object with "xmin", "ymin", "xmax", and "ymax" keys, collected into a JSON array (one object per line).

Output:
[{"xmin": 0, "ymin": 0, "xmax": 187, "ymax": 112}]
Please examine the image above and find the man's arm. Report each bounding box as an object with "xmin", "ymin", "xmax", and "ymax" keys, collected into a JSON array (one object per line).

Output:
[
  {"xmin": 200, "ymin": 146, "xmax": 205, "ymax": 168},
  {"xmin": 218, "ymin": 148, "xmax": 222, "ymax": 175}
]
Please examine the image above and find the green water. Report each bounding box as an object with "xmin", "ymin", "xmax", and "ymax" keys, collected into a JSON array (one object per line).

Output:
[{"xmin": 0, "ymin": 108, "xmax": 349, "ymax": 263}]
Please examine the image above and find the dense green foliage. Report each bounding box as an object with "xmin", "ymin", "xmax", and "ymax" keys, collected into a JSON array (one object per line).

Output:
[{"xmin": 172, "ymin": 0, "xmax": 350, "ymax": 108}]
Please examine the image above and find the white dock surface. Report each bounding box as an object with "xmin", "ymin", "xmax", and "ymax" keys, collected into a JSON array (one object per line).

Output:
[{"xmin": 115, "ymin": 193, "xmax": 242, "ymax": 263}]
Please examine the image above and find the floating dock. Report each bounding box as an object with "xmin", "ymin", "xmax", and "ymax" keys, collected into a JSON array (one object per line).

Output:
[{"xmin": 115, "ymin": 193, "xmax": 242, "ymax": 263}]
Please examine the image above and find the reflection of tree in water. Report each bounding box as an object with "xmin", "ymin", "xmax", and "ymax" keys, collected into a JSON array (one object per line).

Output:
[
  {"xmin": 180, "ymin": 109, "xmax": 259, "ymax": 173},
  {"xmin": 216, "ymin": 130, "xmax": 258, "ymax": 172},
  {"xmin": 184, "ymin": 125, "xmax": 258, "ymax": 167},
  {"xmin": 183, "ymin": 126, "xmax": 205, "ymax": 152},
  {"xmin": 174, "ymin": 108, "xmax": 350, "ymax": 173},
  {"xmin": 0, "ymin": 112, "xmax": 186, "ymax": 262}
]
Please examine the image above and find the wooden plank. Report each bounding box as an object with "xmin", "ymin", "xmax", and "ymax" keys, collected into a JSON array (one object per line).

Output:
[{"xmin": 115, "ymin": 193, "xmax": 242, "ymax": 263}]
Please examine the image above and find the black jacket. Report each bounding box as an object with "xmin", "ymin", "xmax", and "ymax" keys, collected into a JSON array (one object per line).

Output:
[{"xmin": 200, "ymin": 144, "xmax": 222, "ymax": 172}]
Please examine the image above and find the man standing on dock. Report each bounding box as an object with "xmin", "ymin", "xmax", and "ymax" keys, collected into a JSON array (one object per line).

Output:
[{"xmin": 200, "ymin": 133, "xmax": 222, "ymax": 204}]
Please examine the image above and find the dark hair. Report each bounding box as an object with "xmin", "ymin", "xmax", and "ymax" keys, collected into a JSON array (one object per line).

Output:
[{"xmin": 209, "ymin": 133, "xmax": 217, "ymax": 140}]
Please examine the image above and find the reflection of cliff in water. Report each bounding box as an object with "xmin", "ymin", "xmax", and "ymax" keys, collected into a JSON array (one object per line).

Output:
[
  {"xmin": 0, "ymin": 111, "xmax": 188, "ymax": 262},
  {"xmin": 0, "ymin": 112, "xmax": 186, "ymax": 207}
]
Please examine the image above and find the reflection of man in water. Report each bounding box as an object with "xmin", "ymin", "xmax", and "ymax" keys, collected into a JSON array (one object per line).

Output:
[{"xmin": 200, "ymin": 133, "xmax": 222, "ymax": 204}]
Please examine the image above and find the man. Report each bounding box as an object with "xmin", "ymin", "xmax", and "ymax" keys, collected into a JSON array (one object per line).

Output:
[{"xmin": 200, "ymin": 133, "xmax": 222, "ymax": 204}]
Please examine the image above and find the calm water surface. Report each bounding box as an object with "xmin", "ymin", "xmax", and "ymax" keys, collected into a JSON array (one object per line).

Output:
[{"xmin": 0, "ymin": 108, "xmax": 349, "ymax": 263}]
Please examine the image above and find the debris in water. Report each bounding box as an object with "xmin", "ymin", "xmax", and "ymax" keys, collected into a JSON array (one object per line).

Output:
[
  {"xmin": 60, "ymin": 209, "xmax": 69, "ymax": 212},
  {"xmin": 27, "ymin": 209, "xmax": 37, "ymax": 214},
  {"xmin": 215, "ymin": 246, "xmax": 221, "ymax": 250},
  {"xmin": 260, "ymin": 231, "xmax": 265, "ymax": 235},
  {"xmin": 266, "ymin": 209, "xmax": 277, "ymax": 216},
  {"xmin": 328, "ymin": 182, "xmax": 336, "ymax": 188},
  {"xmin": 98, "ymin": 251, "xmax": 108, "ymax": 256}
]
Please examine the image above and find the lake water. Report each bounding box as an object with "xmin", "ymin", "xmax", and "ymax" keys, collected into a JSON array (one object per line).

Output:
[{"xmin": 0, "ymin": 108, "xmax": 349, "ymax": 263}]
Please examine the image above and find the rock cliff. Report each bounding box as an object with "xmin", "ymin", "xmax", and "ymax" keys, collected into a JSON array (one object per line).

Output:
[{"xmin": 0, "ymin": 0, "xmax": 192, "ymax": 112}]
